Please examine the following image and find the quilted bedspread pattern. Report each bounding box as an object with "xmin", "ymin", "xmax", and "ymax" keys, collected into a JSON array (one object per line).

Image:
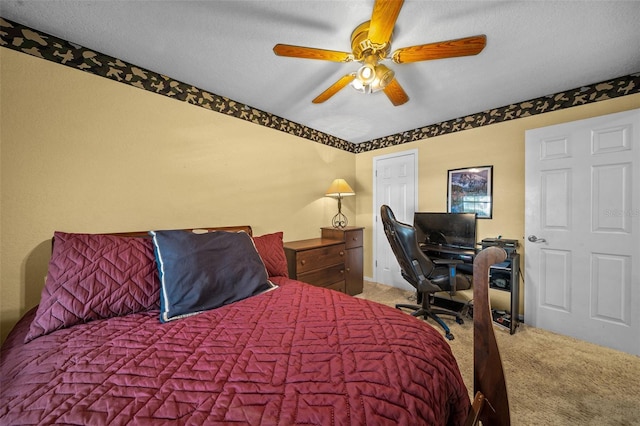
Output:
[{"xmin": 1, "ymin": 278, "xmax": 469, "ymax": 425}]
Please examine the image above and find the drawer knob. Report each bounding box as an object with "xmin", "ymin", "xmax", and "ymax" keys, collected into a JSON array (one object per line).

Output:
[
  {"xmin": 301, "ymin": 260, "xmax": 306, "ymax": 265},
  {"xmin": 346, "ymin": 267, "xmax": 351, "ymax": 272},
  {"xmin": 340, "ymin": 251, "xmax": 344, "ymax": 256}
]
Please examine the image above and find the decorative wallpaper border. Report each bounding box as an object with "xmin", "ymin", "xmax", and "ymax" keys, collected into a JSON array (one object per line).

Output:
[
  {"xmin": 2, "ymin": 17, "xmax": 639, "ymax": 154},
  {"xmin": 354, "ymin": 72, "xmax": 640, "ymax": 153}
]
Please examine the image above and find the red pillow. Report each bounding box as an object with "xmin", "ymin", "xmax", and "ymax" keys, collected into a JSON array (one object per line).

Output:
[
  {"xmin": 252, "ymin": 232, "xmax": 289, "ymax": 278},
  {"xmin": 25, "ymin": 232, "xmax": 160, "ymax": 342}
]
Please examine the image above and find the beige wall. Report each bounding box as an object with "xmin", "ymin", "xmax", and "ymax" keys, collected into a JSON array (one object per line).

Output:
[
  {"xmin": 0, "ymin": 49, "xmax": 355, "ymax": 342},
  {"xmin": 356, "ymin": 93, "xmax": 640, "ymax": 311},
  {"xmin": 2, "ymin": 46, "xmax": 639, "ymax": 343}
]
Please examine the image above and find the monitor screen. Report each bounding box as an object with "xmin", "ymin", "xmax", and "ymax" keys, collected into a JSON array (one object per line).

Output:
[{"xmin": 413, "ymin": 212, "xmax": 477, "ymax": 250}]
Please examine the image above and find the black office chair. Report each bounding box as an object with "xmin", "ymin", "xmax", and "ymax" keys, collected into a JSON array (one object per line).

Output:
[{"xmin": 380, "ymin": 205, "xmax": 465, "ymax": 340}]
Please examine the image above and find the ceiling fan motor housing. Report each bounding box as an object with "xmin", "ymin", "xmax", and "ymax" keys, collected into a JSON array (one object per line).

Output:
[{"xmin": 351, "ymin": 21, "xmax": 390, "ymax": 61}]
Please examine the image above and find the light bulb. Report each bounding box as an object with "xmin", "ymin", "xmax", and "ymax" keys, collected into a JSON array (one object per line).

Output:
[
  {"xmin": 356, "ymin": 63, "xmax": 376, "ymax": 85},
  {"xmin": 351, "ymin": 76, "xmax": 369, "ymax": 93}
]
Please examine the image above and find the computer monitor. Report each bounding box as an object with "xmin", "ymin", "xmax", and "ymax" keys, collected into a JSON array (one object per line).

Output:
[{"xmin": 413, "ymin": 212, "xmax": 477, "ymax": 250}]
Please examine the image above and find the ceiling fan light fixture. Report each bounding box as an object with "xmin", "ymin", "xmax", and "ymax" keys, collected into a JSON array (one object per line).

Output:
[
  {"xmin": 356, "ymin": 63, "xmax": 376, "ymax": 85},
  {"xmin": 352, "ymin": 62, "xmax": 394, "ymax": 94},
  {"xmin": 370, "ymin": 64, "xmax": 394, "ymax": 93},
  {"xmin": 351, "ymin": 76, "xmax": 369, "ymax": 94}
]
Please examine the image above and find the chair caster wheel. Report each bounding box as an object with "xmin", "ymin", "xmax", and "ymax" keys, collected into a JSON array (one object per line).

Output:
[
  {"xmin": 445, "ymin": 333, "xmax": 454, "ymax": 341},
  {"xmin": 456, "ymin": 317, "xmax": 464, "ymax": 325}
]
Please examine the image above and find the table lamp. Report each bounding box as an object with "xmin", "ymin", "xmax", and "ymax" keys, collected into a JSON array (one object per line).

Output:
[{"xmin": 325, "ymin": 178, "xmax": 355, "ymax": 228}]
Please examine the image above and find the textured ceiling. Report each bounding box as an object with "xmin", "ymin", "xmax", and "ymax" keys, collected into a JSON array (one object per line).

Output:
[{"xmin": 2, "ymin": 0, "xmax": 639, "ymax": 144}]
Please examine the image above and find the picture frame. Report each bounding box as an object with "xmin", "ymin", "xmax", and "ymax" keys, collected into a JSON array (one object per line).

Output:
[{"xmin": 447, "ymin": 165, "xmax": 493, "ymax": 219}]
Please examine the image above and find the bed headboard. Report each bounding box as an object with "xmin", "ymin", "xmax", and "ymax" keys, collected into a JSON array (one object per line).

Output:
[
  {"xmin": 111, "ymin": 226, "xmax": 253, "ymax": 238},
  {"xmin": 50, "ymin": 226, "xmax": 253, "ymax": 251}
]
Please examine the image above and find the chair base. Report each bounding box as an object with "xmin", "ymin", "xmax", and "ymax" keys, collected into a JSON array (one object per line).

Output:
[{"xmin": 396, "ymin": 302, "xmax": 464, "ymax": 340}]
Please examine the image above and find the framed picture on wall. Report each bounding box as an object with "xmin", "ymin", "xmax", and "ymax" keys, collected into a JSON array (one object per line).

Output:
[{"xmin": 447, "ymin": 165, "xmax": 493, "ymax": 218}]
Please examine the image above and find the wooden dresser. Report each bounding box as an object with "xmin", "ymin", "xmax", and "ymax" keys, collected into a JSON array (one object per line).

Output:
[
  {"xmin": 284, "ymin": 238, "xmax": 347, "ymax": 293},
  {"xmin": 321, "ymin": 227, "xmax": 364, "ymax": 295},
  {"xmin": 284, "ymin": 227, "xmax": 364, "ymax": 296}
]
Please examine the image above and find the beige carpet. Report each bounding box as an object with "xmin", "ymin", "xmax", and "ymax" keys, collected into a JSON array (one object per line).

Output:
[{"xmin": 357, "ymin": 281, "xmax": 640, "ymax": 426}]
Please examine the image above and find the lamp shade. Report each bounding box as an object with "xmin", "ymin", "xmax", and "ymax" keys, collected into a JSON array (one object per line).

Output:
[{"xmin": 325, "ymin": 179, "xmax": 355, "ymax": 197}]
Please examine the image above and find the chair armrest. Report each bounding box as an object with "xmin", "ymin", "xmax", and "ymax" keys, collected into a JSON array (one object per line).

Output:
[
  {"xmin": 433, "ymin": 258, "xmax": 463, "ymax": 294},
  {"xmin": 408, "ymin": 261, "xmax": 441, "ymax": 293}
]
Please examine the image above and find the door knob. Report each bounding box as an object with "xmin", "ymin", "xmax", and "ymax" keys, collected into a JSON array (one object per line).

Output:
[{"xmin": 527, "ymin": 235, "xmax": 547, "ymax": 243}]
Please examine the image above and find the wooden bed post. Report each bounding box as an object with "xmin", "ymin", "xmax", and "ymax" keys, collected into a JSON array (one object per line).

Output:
[{"xmin": 466, "ymin": 246, "xmax": 510, "ymax": 426}]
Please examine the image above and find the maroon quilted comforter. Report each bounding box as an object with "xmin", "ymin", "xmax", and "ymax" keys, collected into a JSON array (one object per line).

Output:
[{"xmin": 1, "ymin": 278, "xmax": 470, "ymax": 425}]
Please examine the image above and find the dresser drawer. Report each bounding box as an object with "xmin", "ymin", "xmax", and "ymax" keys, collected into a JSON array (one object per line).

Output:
[
  {"xmin": 298, "ymin": 263, "xmax": 345, "ymax": 288},
  {"xmin": 295, "ymin": 243, "xmax": 345, "ymax": 274},
  {"xmin": 324, "ymin": 280, "xmax": 346, "ymax": 293},
  {"xmin": 343, "ymin": 228, "xmax": 363, "ymax": 249},
  {"xmin": 321, "ymin": 227, "xmax": 363, "ymax": 249}
]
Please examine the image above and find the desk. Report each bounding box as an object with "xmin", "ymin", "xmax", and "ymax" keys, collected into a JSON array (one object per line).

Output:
[
  {"xmin": 422, "ymin": 243, "xmax": 520, "ymax": 334},
  {"xmin": 421, "ymin": 244, "xmax": 476, "ymax": 274}
]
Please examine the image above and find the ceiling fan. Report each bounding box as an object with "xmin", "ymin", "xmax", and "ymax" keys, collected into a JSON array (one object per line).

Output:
[{"xmin": 273, "ymin": 0, "xmax": 486, "ymax": 106}]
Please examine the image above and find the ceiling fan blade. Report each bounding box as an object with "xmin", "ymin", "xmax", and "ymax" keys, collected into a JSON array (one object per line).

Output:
[
  {"xmin": 273, "ymin": 44, "xmax": 353, "ymax": 62},
  {"xmin": 368, "ymin": 0, "xmax": 404, "ymax": 45},
  {"xmin": 391, "ymin": 35, "xmax": 487, "ymax": 64},
  {"xmin": 383, "ymin": 78, "xmax": 409, "ymax": 106},
  {"xmin": 312, "ymin": 74, "xmax": 356, "ymax": 104}
]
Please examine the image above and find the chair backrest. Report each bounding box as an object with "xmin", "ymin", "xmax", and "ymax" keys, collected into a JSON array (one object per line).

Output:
[{"xmin": 380, "ymin": 205, "xmax": 437, "ymax": 291}]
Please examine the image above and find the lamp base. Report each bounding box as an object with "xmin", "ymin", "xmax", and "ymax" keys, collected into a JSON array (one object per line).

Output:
[{"xmin": 331, "ymin": 212, "xmax": 348, "ymax": 229}]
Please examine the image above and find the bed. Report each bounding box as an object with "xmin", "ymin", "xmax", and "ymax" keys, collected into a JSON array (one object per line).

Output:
[{"xmin": 0, "ymin": 226, "xmax": 507, "ymax": 425}]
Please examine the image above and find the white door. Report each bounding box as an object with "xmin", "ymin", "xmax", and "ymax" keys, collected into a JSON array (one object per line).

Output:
[
  {"xmin": 525, "ymin": 108, "xmax": 640, "ymax": 356},
  {"xmin": 373, "ymin": 150, "xmax": 418, "ymax": 291}
]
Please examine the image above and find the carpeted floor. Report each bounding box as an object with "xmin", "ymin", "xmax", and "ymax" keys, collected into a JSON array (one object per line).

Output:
[{"xmin": 356, "ymin": 281, "xmax": 640, "ymax": 426}]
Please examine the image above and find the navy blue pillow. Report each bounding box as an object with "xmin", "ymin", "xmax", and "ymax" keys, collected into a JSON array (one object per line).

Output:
[{"xmin": 150, "ymin": 230, "xmax": 276, "ymax": 322}]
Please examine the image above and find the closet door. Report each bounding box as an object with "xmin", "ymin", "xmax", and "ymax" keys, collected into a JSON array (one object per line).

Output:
[{"xmin": 373, "ymin": 150, "xmax": 417, "ymax": 291}]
